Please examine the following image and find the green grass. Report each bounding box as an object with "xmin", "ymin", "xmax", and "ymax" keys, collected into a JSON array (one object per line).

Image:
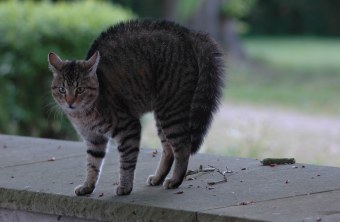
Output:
[
  {"xmin": 243, "ymin": 37, "xmax": 340, "ymax": 71},
  {"xmin": 225, "ymin": 37, "xmax": 340, "ymax": 116}
]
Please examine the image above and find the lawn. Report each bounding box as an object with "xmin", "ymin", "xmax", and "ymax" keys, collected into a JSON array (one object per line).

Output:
[{"xmin": 226, "ymin": 37, "xmax": 340, "ymax": 116}]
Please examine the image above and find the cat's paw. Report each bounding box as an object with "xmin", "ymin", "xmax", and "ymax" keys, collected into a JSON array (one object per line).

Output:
[
  {"xmin": 163, "ymin": 178, "xmax": 182, "ymax": 189},
  {"xmin": 74, "ymin": 184, "xmax": 95, "ymax": 196},
  {"xmin": 116, "ymin": 186, "xmax": 132, "ymax": 196},
  {"xmin": 147, "ymin": 175, "xmax": 163, "ymax": 186}
]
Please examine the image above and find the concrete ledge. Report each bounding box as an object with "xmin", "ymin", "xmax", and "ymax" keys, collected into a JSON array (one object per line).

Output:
[
  {"xmin": 0, "ymin": 188, "xmax": 197, "ymax": 222},
  {"xmin": 1, "ymin": 134, "xmax": 340, "ymax": 222}
]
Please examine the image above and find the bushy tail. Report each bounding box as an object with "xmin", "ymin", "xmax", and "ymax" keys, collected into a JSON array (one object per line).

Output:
[{"xmin": 190, "ymin": 33, "xmax": 225, "ymax": 154}]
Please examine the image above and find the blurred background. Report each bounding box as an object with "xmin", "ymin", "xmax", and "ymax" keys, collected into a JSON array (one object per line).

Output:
[{"xmin": 0, "ymin": 0, "xmax": 339, "ymax": 166}]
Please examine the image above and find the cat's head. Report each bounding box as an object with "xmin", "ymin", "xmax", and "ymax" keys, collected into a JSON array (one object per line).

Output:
[{"xmin": 48, "ymin": 51, "xmax": 100, "ymax": 114}]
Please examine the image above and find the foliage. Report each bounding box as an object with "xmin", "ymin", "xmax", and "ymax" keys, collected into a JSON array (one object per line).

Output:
[
  {"xmin": 0, "ymin": 1, "xmax": 134, "ymax": 139},
  {"xmin": 221, "ymin": 0, "xmax": 257, "ymax": 19},
  {"xmin": 111, "ymin": 0, "xmax": 163, "ymax": 17},
  {"xmin": 245, "ymin": 0, "xmax": 340, "ymax": 36},
  {"xmin": 174, "ymin": 0, "xmax": 257, "ymax": 22},
  {"xmin": 175, "ymin": 0, "xmax": 203, "ymax": 22}
]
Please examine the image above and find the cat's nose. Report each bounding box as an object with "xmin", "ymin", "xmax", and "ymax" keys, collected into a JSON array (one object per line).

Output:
[{"xmin": 65, "ymin": 96, "xmax": 76, "ymax": 109}]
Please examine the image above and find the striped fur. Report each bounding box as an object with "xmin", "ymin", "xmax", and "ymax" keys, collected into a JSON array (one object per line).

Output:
[{"xmin": 48, "ymin": 19, "xmax": 224, "ymax": 196}]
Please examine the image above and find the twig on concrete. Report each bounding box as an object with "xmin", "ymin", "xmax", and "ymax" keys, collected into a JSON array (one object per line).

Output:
[
  {"xmin": 208, "ymin": 165, "xmax": 227, "ymax": 182},
  {"xmin": 186, "ymin": 165, "xmax": 234, "ymax": 185},
  {"xmin": 207, "ymin": 179, "xmax": 227, "ymax": 186},
  {"xmin": 207, "ymin": 165, "xmax": 228, "ymax": 185},
  {"xmin": 185, "ymin": 165, "xmax": 215, "ymax": 177}
]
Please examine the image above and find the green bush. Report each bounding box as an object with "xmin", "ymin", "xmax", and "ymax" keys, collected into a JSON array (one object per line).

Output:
[{"xmin": 0, "ymin": 1, "xmax": 134, "ymax": 139}]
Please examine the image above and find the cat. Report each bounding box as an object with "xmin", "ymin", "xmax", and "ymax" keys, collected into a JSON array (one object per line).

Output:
[{"xmin": 48, "ymin": 19, "xmax": 224, "ymax": 196}]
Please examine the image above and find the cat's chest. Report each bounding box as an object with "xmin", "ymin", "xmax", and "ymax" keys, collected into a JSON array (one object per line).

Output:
[{"xmin": 71, "ymin": 116, "xmax": 113, "ymax": 137}]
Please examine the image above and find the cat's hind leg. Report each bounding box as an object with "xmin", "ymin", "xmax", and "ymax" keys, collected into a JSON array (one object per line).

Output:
[
  {"xmin": 147, "ymin": 120, "xmax": 174, "ymax": 186},
  {"xmin": 75, "ymin": 136, "xmax": 108, "ymax": 196},
  {"xmin": 154, "ymin": 110, "xmax": 191, "ymax": 189}
]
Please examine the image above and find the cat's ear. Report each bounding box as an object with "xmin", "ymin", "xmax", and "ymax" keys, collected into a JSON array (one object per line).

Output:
[
  {"xmin": 85, "ymin": 51, "xmax": 100, "ymax": 75},
  {"xmin": 48, "ymin": 52, "xmax": 63, "ymax": 76}
]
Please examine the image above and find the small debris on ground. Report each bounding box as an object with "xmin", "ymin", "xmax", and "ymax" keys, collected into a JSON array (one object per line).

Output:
[
  {"xmin": 261, "ymin": 158, "xmax": 296, "ymax": 166},
  {"xmin": 223, "ymin": 168, "xmax": 233, "ymax": 174},
  {"xmin": 98, "ymin": 193, "xmax": 104, "ymax": 198},
  {"xmin": 11, "ymin": 176, "xmax": 14, "ymax": 179},
  {"xmin": 48, "ymin": 157, "xmax": 56, "ymax": 161},
  {"xmin": 292, "ymin": 166, "xmax": 298, "ymax": 169},
  {"xmin": 316, "ymin": 217, "xmax": 322, "ymax": 221},
  {"xmin": 241, "ymin": 168, "xmax": 247, "ymax": 170},
  {"xmin": 3, "ymin": 145, "xmax": 7, "ymax": 149},
  {"xmin": 285, "ymin": 180, "xmax": 289, "ymax": 184},
  {"xmin": 174, "ymin": 191, "xmax": 184, "ymax": 195},
  {"xmin": 112, "ymin": 182, "xmax": 119, "ymax": 186},
  {"xmin": 239, "ymin": 200, "xmax": 256, "ymax": 205},
  {"xmin": 151, "ymin": 149, "xmax": 158, "ymax": 157}
]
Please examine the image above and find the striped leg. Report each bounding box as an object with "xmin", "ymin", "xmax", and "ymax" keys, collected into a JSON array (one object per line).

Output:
[
  {"xmin": 163, "ymin": 141, "xmax": 190, "ymax": 189},
  {"xmin": 75, "ymin": 136, "xmax": 108, "ymax": 196},
  {"xmin": 155, "ymin": 109, "xmax": 191, "ymax": 189},
  {"xmin": 116, "ymin": 119, "xmax": 141, "ymax": 196},
  {"xmin": 147, "ymin": 120, "xmax": 174, "ymax": 186}
]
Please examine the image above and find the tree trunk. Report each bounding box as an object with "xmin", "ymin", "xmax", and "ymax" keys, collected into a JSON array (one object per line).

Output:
[
  {"xmin": 220, "ymin": 17, "xmax": 247, "ymax": 60},
  {"xmin": 162, "ymin": 0, "xmax": 178, "ymax": 20},
  {"xmin": 188, "ymin": 0, "xmax": 222, "ymax": 43}
]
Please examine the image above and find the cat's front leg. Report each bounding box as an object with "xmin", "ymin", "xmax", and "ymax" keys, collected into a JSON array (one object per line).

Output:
[
  {"xmin": 115, "ymin": 119, "xmax": 141, "ymax": 196},
  {"xmin": 75, "ymin": 136, "xmax": 108, "ymax": 196}
]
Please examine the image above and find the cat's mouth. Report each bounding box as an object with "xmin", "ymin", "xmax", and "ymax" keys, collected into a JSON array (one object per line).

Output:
[{"xmin": 64, "ymin": 104, "xmax": 76, "ymax": 111}]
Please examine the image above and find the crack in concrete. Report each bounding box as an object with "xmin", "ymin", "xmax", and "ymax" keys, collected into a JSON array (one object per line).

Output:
[
  {"xmin": 201, "ymin": 188, "xmax": 340, "ymax": 212},
  {"xmin": 0, "ymin": 154, "xmax": 85, "ymax": 169}
]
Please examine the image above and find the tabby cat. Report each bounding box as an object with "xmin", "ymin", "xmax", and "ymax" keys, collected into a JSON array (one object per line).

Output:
[{"xmin": 48, "ymin": 19, "xmax": 224, "ymax": 196}]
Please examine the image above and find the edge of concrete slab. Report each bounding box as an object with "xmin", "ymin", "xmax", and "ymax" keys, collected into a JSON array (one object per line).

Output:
[
  {"xmin": 0, "ymin": 187, "xmax": 264, "ymax": 222},
  {"xmin": 0, "ymin": 187, "xmax": 194, "ymax": 222}
]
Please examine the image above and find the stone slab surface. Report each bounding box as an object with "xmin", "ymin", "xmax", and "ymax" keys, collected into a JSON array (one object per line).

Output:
[
  {"xmin": 1, "ymin": 134, "xmax": 340, "ymax": 222},
  {"xmin": 199, "ymin": 190, "xmax": 340, "ymax": 222}
]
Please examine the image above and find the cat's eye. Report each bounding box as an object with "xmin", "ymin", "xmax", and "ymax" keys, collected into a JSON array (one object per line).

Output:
[
  {"xmin": 76, "ymin": 87, "xmax": 85, "ymax": 94},
  {"xmin": 58, "ymin": 87, "xmax": 66, "ymax": 94}
]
